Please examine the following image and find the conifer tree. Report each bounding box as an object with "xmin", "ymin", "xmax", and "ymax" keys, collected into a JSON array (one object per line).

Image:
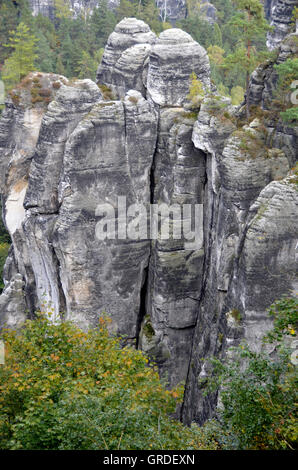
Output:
[
  {"xmin": 54, "ymin": 0, "xmax": 72, "ymax": 21},
  {"xmin": 2, "ymin": 22, "xmax": 38, "ymax": 89},
  {"xmin": 224, "ymin": 0, "xmax": 271, "ymax": 118}
]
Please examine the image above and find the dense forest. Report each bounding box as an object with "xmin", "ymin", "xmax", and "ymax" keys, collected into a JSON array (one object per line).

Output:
[{"xmin": 0, "ymin": 0, "xmax": 287, "ymax": 102}]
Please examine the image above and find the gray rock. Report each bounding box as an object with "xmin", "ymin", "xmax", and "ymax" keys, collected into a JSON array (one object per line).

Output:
[
  {"xmin": 248, "ymin": 32, "xmax": 298, "ymax": 167},
  {"xmin": 0, "ymin": 273, "xmax": 27, "ymax": 330},
  {"xmin": 24, "ymin": 79, "xmax": 102, "ymax": 213},
  {"xmin": 96, "ymin": 18, "xmax": 156, "ymax": 99},
  {"xmin": 147, "ymin": 28, "xmax": 210, "ymax": 107},
  {"xmin": 156, "ymin": 0, "xmax": 187, "ymax": 23},
  {"xmin": 266, "ymin": 0, "xmax": 297, "ymax": 50},
  {"xmin": 144, "ymin": 108, "xmax": 206, "ymax": 386},
  {"xmin": 52, "ymin": 93, "xmax": 157, "ymax": 334},
  {"xmin": 0, "ymin": 19, "xmax": 297, "ymax": 430},
  {"xmin": 182, "ymin": 71, "xmax": 297, "ymax": 426},
  {"xmin": 228, "ymin": 177, "xmax": 298, "ymax": 352},
  {"xmin": 199, "ymin": 2, "xmax": 217, "ymax": 24}
]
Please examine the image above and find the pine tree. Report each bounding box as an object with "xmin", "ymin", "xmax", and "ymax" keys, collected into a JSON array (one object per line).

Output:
[
  {"xmin": 2, "ymin": 22, "xmax": 38, "ymax": 89},
  {"xmin": 35, "ymin": 33, "xmax": 55, "ymax": 73},
  {"xmin": 75, "ymin": 50, "xmax": 99, "ymax": 80},
  {"xmin": 213, "ymin": 22, "xmax": 223, "ymax": 47},
  {"xmin": 274, "ymin": 58, "xmax": 298, "ymax": 124},
  {"xmin": 224, "ymin": 0, "xmax": 271, "ymax": 118},
  {"xmin": 117, "ymin": 0, "xmax": 138, "ymax": 21},
  {"xmin": 90, "ymin": 0, "xmax": 117, "ymax": 50},
  {"xmin": 54, "ymin": 0, "xmax": 72, "ymax": 21},
  {"xmin": 56, "ymin": 54, "xmax": 66, "ymax": 76}
]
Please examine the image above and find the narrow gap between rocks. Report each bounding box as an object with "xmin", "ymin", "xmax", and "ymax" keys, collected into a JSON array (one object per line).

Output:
[{"xmin": 136, "ymin": 264, "xmax": 149, "ymax": 349}]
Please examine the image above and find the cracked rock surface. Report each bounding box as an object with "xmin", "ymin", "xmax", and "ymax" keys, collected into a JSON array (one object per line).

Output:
[{"xmin": 0, "ymin": 19, "xmax": 297, "ymax": 424}]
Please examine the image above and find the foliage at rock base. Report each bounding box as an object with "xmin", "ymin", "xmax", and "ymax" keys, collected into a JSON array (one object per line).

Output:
[
  {"xmin": 203, "ymin": 297, "xmax": 298, "ymax": 450},
  {"xmin": 0, "ymin": 314, "xmax": 218, "ymax": 450}
]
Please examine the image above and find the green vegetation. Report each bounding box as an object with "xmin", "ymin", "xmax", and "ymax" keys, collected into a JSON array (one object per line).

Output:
[
  {"xmin": 180, "ymin": 0, "xmax": 273, "ymax": 102},
  {"xmin": 222, "ymin": 0, "xmax": 272, "ymax": 117},
  {"xmin": 97, "ymin": 83, "xmax": 116, "ymax": 100},
  {"xmin": 203, "ymin": 297, "xmax": 298, "ymax": 450},
  {"xmin": 0, "ymin": 313, "xmax": 218, "ymax": 450},
  {"xmin": 1, "ymin": 297, "xmax": 296, "ymax": 450},
  {"xmin": 0, "ymin": 0, "xmax": 294, "ymax": 115},
  {"xmin": 187, "ymin": 72, "xmax": 206, "ymax": 108},
  {"xmin": 229, "ymin": 308, "xmax": 241, "ymax": 323},
  {"xmin": 274, "ymin": 58, "xmax": 298, "ymax": 125},
  {"xmin": 2, "ymin": 22, "xmax": 38, "ymax": 90},
  {"xmin": 0, "ymin": 0, "xmax": 170, "ymax": 95}
]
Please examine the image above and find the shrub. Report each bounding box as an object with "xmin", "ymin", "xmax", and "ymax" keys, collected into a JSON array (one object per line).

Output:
[
  {"xmin": 97, "ymin": 83, "xmax": 116, "ymax": 101},
  {"xmin": 204, "ymin": 297, "xmax": 298, "ymax": 450},
  {"xmin": 0, "ymin": 314, "xmax": 217, "ymax": 450},
  {"xmin": 52, "ymin": 81, "xmax": 61, "ymax": 89},
  {"xmin": 187, "ymin": 72, "xmax": 205, "ymax": 109},
  {"xmin": 38, "ymin": 88, "xmax": 52, "ymax": 98},
  {"xmin": 128, "ymin": 95, "xmax": 139, "ymax": 105}
]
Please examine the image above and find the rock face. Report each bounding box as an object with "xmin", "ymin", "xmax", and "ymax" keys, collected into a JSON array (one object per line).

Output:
[
  {"xmin": 265, "ymin": 0, "xmax": 297, "ymax": 49},
  {"xmin": 97, "ymin": 22, "xmax": 211, "ymax": 105},
  {"xmin": 198, "ymin": 1, "xmax": 217, "ymax": 24},
  {"xmin": 28, "ymin": 0, "xmax": 187, "ymax": 23},
  {"xmin": 0, "ymin": 19, "xmax": 297, "ymax": 424},
  {"xmin": 146, "ymin": 28, "xmax": 210, "ymax": 106},
  {"xmin": 96, "ymin": 18, "xmax": 156, "ymax": 99},
  {"xmin": 28, "ymin": 0, "xmax": 106, "ymax": 19},
  {"xmin": 182, "ymin": 35, "xmax": 298, "ymax": 424},
  {"xmin": 156, "ymin": 0, "xmax": 187, "ymax": 23},
  {"xmin": 248, "ymin": 32, "xmax": 298, "ymax": 168}
]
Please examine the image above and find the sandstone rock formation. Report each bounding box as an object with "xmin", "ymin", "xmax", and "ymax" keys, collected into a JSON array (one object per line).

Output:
[
  {"xmin": 182, "ymin": 34, "xmax": 298, "ymax": 423},
  {"xmin": 265, "ymin": 0, "xmax": 297, "ymax": 49},
  {"xmin": 96, "ymin": 18, "xmax": 156, "ymax": 99},
  {"xmin": 0, "ymin": 19, "xmax": 297, "ymax": 424},
  {"xmin": 146, "ymin": 28, "xmax": 211, "ymax": 106}
]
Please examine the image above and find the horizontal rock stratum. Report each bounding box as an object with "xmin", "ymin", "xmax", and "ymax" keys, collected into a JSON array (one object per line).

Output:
[{"xmin": 0, "ymin": 18, "xmax": 297, "ymax": 424}]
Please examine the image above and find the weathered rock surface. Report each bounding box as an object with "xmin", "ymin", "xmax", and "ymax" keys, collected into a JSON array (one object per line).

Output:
[
  {"xmin": 0, "ymin": 72, "xmax": 68, "ymax": 318},
  {"xmin": 0, "ymin": 20, "xmax": 297, "ymax": 426},
  {"xmin": 0, "ymin": 77, "xmax": 158, "ymax": 336},
  {"xmin": 182, "ymin": 41, "xmax": 297, "ymax": 424},
  {"xmin": 265, "ymin": 0, "xmax": 297, "ymax": 50},
  {"xmin": 248, "ymin": 33, "xmax": 298, "ymax": 167},
  {"xmin": 146, "ymin": 28, "xmax": 210, "ymax": 106},
  {"xmin": 156, "ymin": 0, "xmax": 187, "ymax": 23},
  {"xmin": 96, "ymin": 21, "xmax": 210, "ymax": 105},
  {"xmin": 96, "ymin": 18, "xmax": 156, "ymax": 99},
  {"xmin": 141, "ymin": 109, "xmax": 206, "ymax": 386},
  {"xmin": 198, "ymin": 1, "xmax": 217, "ymax": 24}
]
